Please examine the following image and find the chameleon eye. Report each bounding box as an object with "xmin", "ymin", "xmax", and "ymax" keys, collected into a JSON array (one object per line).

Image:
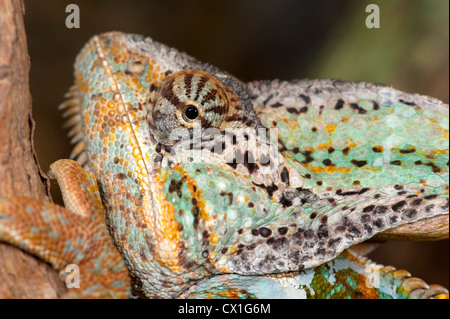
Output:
[{"xmin": 182, "ymin": 105, "xmax": 199, "ymax": 122}]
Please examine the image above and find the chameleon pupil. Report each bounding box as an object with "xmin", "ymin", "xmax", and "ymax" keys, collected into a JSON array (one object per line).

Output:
[{"xmin": 184, "ymin": 105, "xmax": 199, "ymax": 121}]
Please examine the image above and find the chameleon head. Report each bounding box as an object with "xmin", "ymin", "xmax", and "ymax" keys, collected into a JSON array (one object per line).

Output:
[
  {"xmin": 66, "ymin": 32, "xmax": 448, "ymax": 298},
  {"xmin": 147, "ymin": 69, "xmax": 260, "ymax": 146}
]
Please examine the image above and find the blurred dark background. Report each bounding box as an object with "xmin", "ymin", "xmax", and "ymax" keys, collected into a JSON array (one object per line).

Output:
[{"xmin": 23, "ymin": 0, "xmax": 448, "ymax": 288}]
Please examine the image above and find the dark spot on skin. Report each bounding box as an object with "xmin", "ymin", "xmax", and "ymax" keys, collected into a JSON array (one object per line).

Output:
[
  {"xmin": 360, "ymin": 214, "xmax": 371, "ymax": 223},
  {"xmin": 292, "ymin": 147, "xmax": 300, "ymax": 154},
  {"xmin": 316, "ymin": 181, "xmax": 323, "ymax": 186},
  {"xmin": 374, "ymin": 194, "xmax": 381, "ymax": 199},
  {"xmin": 328, "ymin": 147, "xmax": 335, "ymax": 154},
  {"xmin": 336, "ymin": 189, "xmax": 360, "ymax": 196},
  {"xmin": 252, "ymin": 183, "xmax": 279, "ymax": 198},
  {"xmin": 278, "ymin": 227, "xmax": 288, "ymax": 236},
  {"xmin": 299, "ymin": 94, "xmax": 311, "ymax": 104},
  {"xmin": 364, "ymin": 224, "xmax": 373, "ymax": 234},
  {"xmin": 317, "ymin": 225, "xmax": 329, "ymax": 239},
  {"xmin": 350, "ymin": 103, "xmax": 367, "ymax": 114},
  {"xmin": 415, "ymin": 160, "xmax": 423, "ymax": 165},
  {"xmin": 322, "ymin": 159, "xmax": 334, "ymax": 166},
  {"xmin": 251, "ymin": 229, "xmax": 258, "ymax": 236},
  {"xmin": 392, "ymin": 200, "xmax": 407, "ymax": 212},
  {"xmin": 221, "ymin": 247, "xmax": 228, "ymax": 254},
  {"xmin": 219, "ymin": 191, "xmax": 234, "ymax": 205},
  {"xmin": 352, "ymin": 180, "xmax": 361, "ymax": 185},
  {"xmin": 348, "ymin": 226, "xmax": 362, "ymax": 237},
  {"xmin": 191, "ymin": 198, "xmax": 197, "ymax": 205},
  {"xmin": 372, "ymin": 101, "xmax": 380, "ymax": 110},
  {"xmin": 412, "ymin": 199, "xmax": 423, "ymax": 206},
  {"xmin": 271, "ymin": 102, "xmax": 283, "ymax": 108},
  {"xmin": 291, "ymin": 232, "xmax": 304, "ymax": 246},
  {"xmin": 335, "ymin": 99, "xmax": 344, "ymax": 110},
  {"xmin": 248, "ymin": 202, "xmax": 254, "ymax": 208},
  {"xmin": 372, "ymin": 146, "xmax": 384, "ymax": 153},
  {"xmin": 424, "ymin": 194, "xmax": 438, "ymax": 200},
  {"xmin": 279, "ymin": 196, "xmax": 293, "ymax": 207},
  {"xmin": 266, "ymin": 237, "xmax": 276, "ymax": 245},
  {"xmin": 342, "ymin": 147, "xmax": 350, "ymax": 156},
  {"xmin": 287, "ymin": 107, "xmax": 299, "ymax": 114},
  {"xmin": 305, "ymin": 174, "xmax": 312, "ymax": 179},
  {"xmin": 321, "ymin": 216, "xmax": 328, "ymax": 223},
  {"xmin": 394, "ymin": 184, "xmax": 404, "ymax": 190},
  {"xmin": 258, "ymin": 227, "xmax": 272, "ymax": 237},
  {"xmin": 351, "ymin": 159, "xmax": 368, "ymax": 167},
  {"xmin": 373, "ymin": 206, "xmax": 388, "ymax": 214},
  {"xmin": 273, "ymin": 237, "xmax": 288, "ymax": 251},
  {"xmin": 425, "ymin": 205, "xmax": 434, "ymax": 213},
  {"xmin": 300, "ymin": 150, "xmax": 315, "ymax": 164},
  {"xmin": 362, "ymin": 205, "xmax": 375, "ymax": 212},
  {"xmin": 278, "ymin": 138, "xmax": 288, "ymax": 153},
  {"xmin": 404, "ymin": 209, "xmax": 418, "ymax": 219},
  {"xmin": 311, "ymin": 127, "xmax": 317, "ymax": 132},
  {"xmin": 328, "ymin": 238, "xmax": 341, "ymax": 248},
  {"xmin": 319, "ymin": 105, "xmax": 324, "ymax": 115},
  {"xmin": 237, "ymin": 229, "xmax": 243, "ymax": 234},
  {"xmin": 358, "ymin": 188, "xmax": 370, "ymax": 195},
  {"xmin": 299, "ymin": 106, "xmax": 308, "ymax": 113},
  {"xmin": 400, "ymin": 147, "xmax": 416, "ymax": 154},
  {"xmin": 310, "ymin": 212, "xmax": 317, "ymax": 219},
  {"xmin": 425, "ymin": 162, "xmax": 443, "ymax": 173},
  {"xmin": 373, "ymin": 218, "xmax": 384, "ymax": 229},
  {"xmin": 390, "ymin": 160, "xmax": 402, "ymax": 166},
  {"xmin": 390, "ymin": 215, "xmax": 398, "ymax": 224},
  {"xmin": 280, "ymin": 167, "xmax": 290, "ymax": 184},
  {"xmin": 262, "ymin": 94, "xmax": 273, "ymax": 106},
  {"xmin": 399, "ymin": 99, "xmax": 416, "ymax": 106},
  {"xmin": 303, "ymin": 229, "xmax": 314, "ymax": 239}
]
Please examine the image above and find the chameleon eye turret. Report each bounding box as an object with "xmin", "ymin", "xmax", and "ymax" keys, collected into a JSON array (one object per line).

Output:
[
  {"xmin": 147, "ymin": 69, "xmax": 260, "ymax": 145},
  {"xmin": 182, "ymin": 105, "xmax": 199, "ymax": 121}
]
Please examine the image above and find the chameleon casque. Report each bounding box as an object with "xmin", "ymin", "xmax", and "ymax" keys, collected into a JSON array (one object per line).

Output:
[{"xmin": 0, "ymin": 32, "xmax": 449, "ymax": 299}]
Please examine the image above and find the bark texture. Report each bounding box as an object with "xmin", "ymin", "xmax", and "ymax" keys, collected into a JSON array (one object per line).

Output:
[{"xmin": 0, "ymin": 0, "xmax": 65, "ymax": 298}]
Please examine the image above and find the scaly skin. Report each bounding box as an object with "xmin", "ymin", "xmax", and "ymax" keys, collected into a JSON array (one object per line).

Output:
[{"xmin": 0, "ymin": 32, "xmax": 448, "ymax": 298}]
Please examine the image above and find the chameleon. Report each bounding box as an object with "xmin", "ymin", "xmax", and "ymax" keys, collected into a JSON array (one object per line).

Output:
[{"xmin": 0, "ymin": 31, "xmax": 448, "ymax": 299}]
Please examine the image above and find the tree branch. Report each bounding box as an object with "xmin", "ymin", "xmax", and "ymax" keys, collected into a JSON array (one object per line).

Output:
[{"xmin": 0, "ymin": 0, "xmax": 65, "ymax": 298}]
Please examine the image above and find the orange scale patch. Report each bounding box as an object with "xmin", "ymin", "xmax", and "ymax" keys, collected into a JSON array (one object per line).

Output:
[{"xmin": 304, "ymin": 164, "xmax": 352, "ymax": 175}]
